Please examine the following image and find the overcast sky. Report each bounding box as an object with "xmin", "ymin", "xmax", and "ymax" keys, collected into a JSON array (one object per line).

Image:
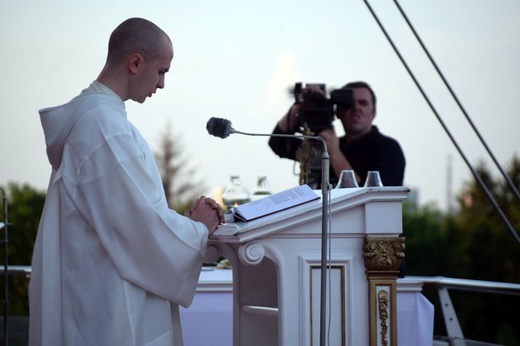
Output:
[{"xmin": 1, "ymin": 0, "xmax": 519, "ymax": 211}]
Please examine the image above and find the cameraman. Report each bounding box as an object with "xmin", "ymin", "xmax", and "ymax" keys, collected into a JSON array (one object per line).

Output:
[{"xmin": 268, "ymin": 81, "xmax": 406, "ymax": 187}]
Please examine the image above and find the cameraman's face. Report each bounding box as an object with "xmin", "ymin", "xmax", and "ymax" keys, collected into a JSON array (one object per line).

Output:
[{"xmin": 337, "ymin": 87, "xmax": 375, "ymax": 140}]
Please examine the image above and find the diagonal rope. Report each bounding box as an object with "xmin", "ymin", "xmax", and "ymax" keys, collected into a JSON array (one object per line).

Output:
[
  {"xmin": 362, "ymin": 0, "xmax": 520, "ymax": 245},
  {"xmin": 392, "ymin": 0, "xmax": 520, "ymax": 202}
]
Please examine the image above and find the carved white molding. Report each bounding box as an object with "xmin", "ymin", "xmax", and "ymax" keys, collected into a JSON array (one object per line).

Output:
[
  {"xmin": 204, "ymin": 242, "xmax": 222, "ymax": 263},
  {"xmin": 238, "ymin": 242, "xmax": 265, "ymax": 265}
]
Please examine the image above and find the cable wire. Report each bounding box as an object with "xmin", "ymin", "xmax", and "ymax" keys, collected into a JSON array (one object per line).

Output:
[
  {"xmin": 392, "ymin": 0, "xmax": 520, "ymax": 202},
  {"xmin": 362, "ymin": 0, "xmax": 520, "ymax": 245}
]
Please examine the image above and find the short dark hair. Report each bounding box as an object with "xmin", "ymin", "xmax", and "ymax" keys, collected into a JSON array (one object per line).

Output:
[
  {"xmin": 106, "ymin": 17, "xmax": 170, "ymax": 64},
  {"xmin": 342, "ymin": 81, "xmax": 377, "ymax": 112}
]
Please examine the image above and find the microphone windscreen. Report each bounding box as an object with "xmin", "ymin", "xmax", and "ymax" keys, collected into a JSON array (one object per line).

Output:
[{"xmin": 207, "ymin": 117, "xmax": 233, "ymax": 138}]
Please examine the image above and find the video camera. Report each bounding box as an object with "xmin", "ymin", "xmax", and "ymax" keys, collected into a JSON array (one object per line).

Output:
[{"xmin": 294, "ymin": 82, "xmax": 354, "ymax": 133}]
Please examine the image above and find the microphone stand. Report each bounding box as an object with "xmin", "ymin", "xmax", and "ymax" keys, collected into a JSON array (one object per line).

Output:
[
  {"xmin": 318, "ymin": 143, "xmax": 330, "ymax": 346},
  {"xmin": 230, "ymin": 129, "xmax": 331, "ymax": 346}
]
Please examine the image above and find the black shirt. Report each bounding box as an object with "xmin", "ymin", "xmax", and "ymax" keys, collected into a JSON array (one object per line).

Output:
[{"xmin": 268, "ymin": 124, "xmax": 406, "ymax": 188}]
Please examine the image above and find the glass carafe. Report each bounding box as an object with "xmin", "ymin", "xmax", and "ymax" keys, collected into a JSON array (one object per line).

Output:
[{"xmin": 222, "ymin": 175, "xmax": 250, "ymax": 209}]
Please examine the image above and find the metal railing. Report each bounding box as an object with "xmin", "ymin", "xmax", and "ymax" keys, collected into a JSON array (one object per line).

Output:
[
  {"xmin": 407, "ymin": 275, "xmax": 520, "ymax": 346},
  {"xmin": 1, "ymin": 268, "xmax": 519, "ymax": 345}
]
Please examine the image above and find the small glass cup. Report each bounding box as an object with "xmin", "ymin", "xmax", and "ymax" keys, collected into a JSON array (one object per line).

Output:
[
  {"xmin": 250, "ymin": 176, "xmax": 273, "ymax": 201},
  {"xmin": 364, "ymin": 171, "xmax": 383, "ymax": 187},
  {"xmin": 335, "ymin": 170, "xmax": 359, "ymax": 189}
]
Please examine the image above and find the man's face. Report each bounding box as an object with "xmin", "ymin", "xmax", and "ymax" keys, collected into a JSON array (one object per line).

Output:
[
  {"xmin": 131, "ymin": 38, "xmax": 174, "ymax": 103},
  {"xmin": 336, "ymin": 87, "xmax": 375, "ymax": 139}
]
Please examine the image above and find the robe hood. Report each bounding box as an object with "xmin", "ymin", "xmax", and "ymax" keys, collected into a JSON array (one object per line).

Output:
[
  {"xmin": 40, "ymin": 86, "xmax": 124, "ymax": 170},
  {"xmin": 34, "ymin": 82, "xmax": 207, "ymax": 345}
]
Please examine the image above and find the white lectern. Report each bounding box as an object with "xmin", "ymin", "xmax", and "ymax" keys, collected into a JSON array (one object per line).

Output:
[{"xmin": 207, "ymin": 186, "xmax": 409, "ymax": 346}]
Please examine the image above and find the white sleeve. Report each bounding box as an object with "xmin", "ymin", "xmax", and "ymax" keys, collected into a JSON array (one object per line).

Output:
[{"xmin": 68, "ymin": 130, "xmax": 208, "ymax": 307}]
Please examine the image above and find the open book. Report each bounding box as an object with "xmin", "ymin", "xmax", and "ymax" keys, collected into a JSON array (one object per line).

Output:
[{"xmin": 224, "ymin": 184, "xmax": 320, "ymax": 223}]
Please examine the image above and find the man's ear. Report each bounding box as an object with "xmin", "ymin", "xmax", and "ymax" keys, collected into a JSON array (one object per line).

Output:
[
  {"xmin": 128, "ymin": 53, "xmax": 143, "ymax": 74},
  {"xmin": 370, "ymin": 108, "xmax": 376, "ymax": 119}
]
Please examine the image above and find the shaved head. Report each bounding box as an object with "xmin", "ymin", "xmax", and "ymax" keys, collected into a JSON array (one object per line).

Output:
[
  {"xmin": 97, "ymin": 17, "xmax": 174, "ymax": 102},
  {"xmin": 106, "ymin": 17, "xmax": 171, "ymax": 64}
]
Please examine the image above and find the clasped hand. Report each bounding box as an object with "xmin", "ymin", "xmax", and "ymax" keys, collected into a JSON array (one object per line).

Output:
[{"xmin": 184, "ymin": 196, "xmax": 225, "ymax": 236}]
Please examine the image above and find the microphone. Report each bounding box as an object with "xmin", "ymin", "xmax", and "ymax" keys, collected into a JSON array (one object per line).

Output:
[
  {"xmin": 206, "ymin": 116, "xmax": 329, "ymax": 188},
  {"xmin": 206, "ymin": 117, "xmax": 236, "ymax": 139},
  {"xmin": 206, "ymin": 116, "xmax": 326, "ymax": 146},
  {"xmin": 206, "ymin": 116, "xmax": 332, "ymax": 345}
]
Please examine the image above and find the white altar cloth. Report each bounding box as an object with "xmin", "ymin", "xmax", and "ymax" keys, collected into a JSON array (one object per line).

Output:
[
  {"xmin": 397, "ymin": 278, "xmax": 435, "ymax": 346},
  {"xmin": 180, "ymin": 269, "xmax": 434, "ymax": 346},
  {"xmin": 180, "ymin": 268, "xmax": 233, "ymax": 345}
]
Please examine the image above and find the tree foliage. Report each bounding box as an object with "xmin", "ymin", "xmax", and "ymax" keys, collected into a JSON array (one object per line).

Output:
[
  {"xmin": 404, "ymin": 155, "xmax": 520, "ymax": 345},
  {"xmin": 153, "ymin": 121, "xmax": 205, "ymax": 213},
  {"xmin": 454, "ymin": 156, "xmax": 520, "ymax": 282},
  {"xmin": 2, "ymin": 154, "xmax": 520, "ymax": 344},
  {"xmin": 0, "ymin": 182, "xmax": 45, "ymax": 315}
]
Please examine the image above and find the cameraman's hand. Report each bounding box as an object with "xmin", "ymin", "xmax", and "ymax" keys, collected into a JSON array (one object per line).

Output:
[
  {"xmin": 318, "ymin": 128, "xmax": 358, "ymax": 181},
  {"xmin": 318, "ymin": 128, "xmax": 340, "ymax": 156},
  {"xmin": 319, "ymin": 127, "xmax": 344, "ymax": 172}
]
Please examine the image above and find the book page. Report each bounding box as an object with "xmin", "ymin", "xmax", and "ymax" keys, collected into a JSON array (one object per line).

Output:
[{"xmin": 229, "ymin": 184, "xmax": 319, "ymax": 222}]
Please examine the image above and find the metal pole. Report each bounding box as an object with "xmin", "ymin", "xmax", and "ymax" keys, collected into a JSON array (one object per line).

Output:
[
  {"xmin": 319, "ymin": 146, "xmax": 331, "ymax": 346},
  {"xmin": 1, "ymin": 187, "xmax": 8, "ymax": 346}
]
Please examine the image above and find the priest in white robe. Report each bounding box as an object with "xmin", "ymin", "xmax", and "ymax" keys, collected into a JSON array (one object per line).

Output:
[{"xmin": 29, "ymin": 18, "xmax": 224, "ymax": 346}]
